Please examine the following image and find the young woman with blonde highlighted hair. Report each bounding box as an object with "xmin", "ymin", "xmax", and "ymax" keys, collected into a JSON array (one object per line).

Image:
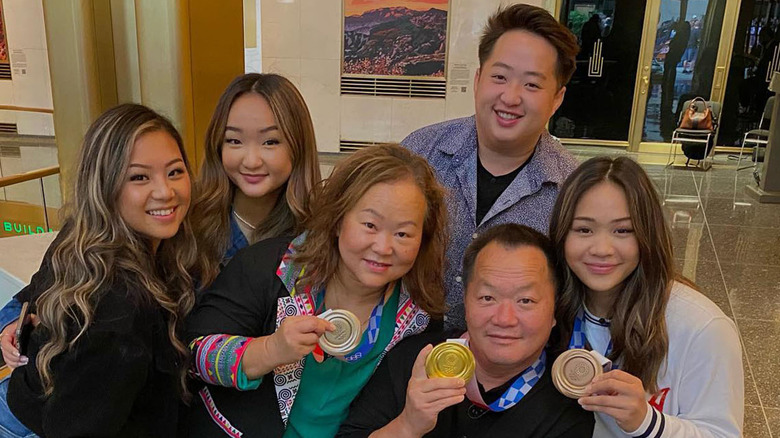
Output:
[
  {"xmin": 549, "ymin": 156, "xmax": 743, "ymax": 437},
  {"xmin": 3, "ymin": 104, "xmax": 203, "ymax": 436},
  {"xmin": 185, "ymin": 144, "xmax": 447, "ymax": 438},
  {"xmin": 190, "ymin": 73, "xmax": 321, "ymax": 288}
]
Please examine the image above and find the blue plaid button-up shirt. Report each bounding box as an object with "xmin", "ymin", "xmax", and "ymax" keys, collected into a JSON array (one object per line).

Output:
[{"xmin": 402, "ymin": 115, "xmax": 578, "ymax": 329}]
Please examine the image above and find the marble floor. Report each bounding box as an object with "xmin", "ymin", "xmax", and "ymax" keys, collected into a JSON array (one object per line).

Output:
[{"xmin": 568, "ymin": 146, "xmax": 780, "ymax": 438}]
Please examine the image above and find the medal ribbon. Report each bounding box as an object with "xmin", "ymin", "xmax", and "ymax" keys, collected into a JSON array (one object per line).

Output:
[
  {"xmin": 462, "ymin": 334, "xmax": 546, "ymax": 412},
  {"xmin": 568, "ymin": 307, "xmax": 614, "ymax": 362}
]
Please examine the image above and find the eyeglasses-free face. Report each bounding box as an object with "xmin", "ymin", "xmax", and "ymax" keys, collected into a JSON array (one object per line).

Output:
[{"xmin": 117, "ymin": 130, "xmax": 191, "ymax": 253}]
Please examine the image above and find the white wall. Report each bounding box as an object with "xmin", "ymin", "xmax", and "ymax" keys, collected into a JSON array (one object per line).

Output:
[
  {"xmin": 260, "ymin": 0, "xmax": 543, "ymax": 152},
  {"xmin": 0, "ymin": 0, "xmax": 54, "ymax": 136},
  {"xmin": 245, "ymin": 0, "xmax": 263, "ymax": 73},
  {"xmin": 0, "ymin": 0, "xmax": 59, "ymax": 208}
]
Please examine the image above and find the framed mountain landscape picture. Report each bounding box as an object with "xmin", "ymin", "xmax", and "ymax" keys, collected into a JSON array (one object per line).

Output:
[{"xmin": 343, "ymin": 0, "xmax": 449, "ymax": 77}]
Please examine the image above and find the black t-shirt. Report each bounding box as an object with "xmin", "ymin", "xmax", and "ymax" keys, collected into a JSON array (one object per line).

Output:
[
  {"xmin": 337, "ymin": 330, "xmax": 594, "ymax": 438},
  {"xmin": 476, "ymin": 150, "xmax": 534, "ymax": 225}
]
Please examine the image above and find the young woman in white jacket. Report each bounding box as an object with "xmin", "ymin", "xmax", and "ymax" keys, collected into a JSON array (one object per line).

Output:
[{"xmin": 549, "ymin": 156, "xmax": 743, "ymax": 438}]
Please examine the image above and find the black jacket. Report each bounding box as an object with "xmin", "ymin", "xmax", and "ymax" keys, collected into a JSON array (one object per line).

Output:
[
  {"xmin": 7, "ymin": 241, "xmax": 183, "ymax": 437},
  {"xmin": 337, "ymin": 330, "xmax": 595, "ymax": 438},
  {"xmin": 183, "ymin": 236, "xmax": 294, "ymax": 437}
]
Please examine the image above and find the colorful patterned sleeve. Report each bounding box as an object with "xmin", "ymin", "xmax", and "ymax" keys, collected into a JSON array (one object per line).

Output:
[{"xmin": 189, "ymin": 334, "xmax": 261, "ymax": 391}]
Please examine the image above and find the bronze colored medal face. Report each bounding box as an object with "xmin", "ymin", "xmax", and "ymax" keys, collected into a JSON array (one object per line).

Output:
[
  {"xmin": 319, "ymin": 309, "xmax": 361, "ymax": 356},
  {"xmin": 425, "ymin": 341, "xmax": 475, "ymax": 382},
  {"xmin": 551, "ymin": 349, "xmax": 603, "ymax": 399},
  {"xmin": 564, "ymin": 356, "xmax": 597, "ymax": 385}
]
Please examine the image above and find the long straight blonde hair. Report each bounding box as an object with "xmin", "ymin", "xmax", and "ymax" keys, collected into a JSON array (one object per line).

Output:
[
  {"xmin": 549, "ymin": 156, "xmax": 673, "ymax": 392},
  {"xmin": 35, "ymin": 104, "xmax": 200, "ymax": 397},
  {"xmin": 191, "ymin": 73, "xmax": 321, "ymax": 287}
]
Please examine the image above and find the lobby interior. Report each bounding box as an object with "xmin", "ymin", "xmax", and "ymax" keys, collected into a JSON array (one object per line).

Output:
[{"xmin": 1, "ymin": 0, "xmax": 780, "ymax": 436}]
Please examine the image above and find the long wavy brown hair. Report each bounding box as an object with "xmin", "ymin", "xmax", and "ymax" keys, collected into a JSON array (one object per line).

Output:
[
  {"xmin": 35, "ymin": 104, "xmax": 200, "ymax": 398},
  {"xmin": 549, "ymin": 156, "xmax": 673, "ymax": 392},
  {"xmin": 293, "ymin": 144, "xmax": 447, "ymax": 317},
  {"xmin": 190, "ymin": 73, "xmax": 320, "ymax": 287}
]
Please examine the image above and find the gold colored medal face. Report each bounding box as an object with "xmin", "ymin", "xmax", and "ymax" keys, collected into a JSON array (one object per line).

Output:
[
  {"xmin": 551, "ymin": 349, "xmax": 603, "ymax": 399},
  {"xmin": 425, "ymin": 341, "xmax": 475, "ymax": 382}
]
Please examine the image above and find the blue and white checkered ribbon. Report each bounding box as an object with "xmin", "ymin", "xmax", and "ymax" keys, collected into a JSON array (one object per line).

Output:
[
  {"xmin": 341, "ymin": 291, "xmax": 387, "ymax": 363},
  {"xmin": 569, "ymin": 307, "xmax": 613, "ymax": 358},
  {"xmin": 465, "ymin": 349, "xmax": 546, "ymax": 411}
]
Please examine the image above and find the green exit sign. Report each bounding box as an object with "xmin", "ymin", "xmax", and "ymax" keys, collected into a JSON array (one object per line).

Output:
[{"xmin": 3, "ymin": 221, "xmax": 53, "ymax": 235}]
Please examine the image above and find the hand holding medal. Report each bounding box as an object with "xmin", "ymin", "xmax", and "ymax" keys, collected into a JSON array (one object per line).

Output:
[
  {"xmin": 268, "ymin": 315, "xmax": 336, "ymax": 365},
  {"xmin": 396, "ymin": 344, "xmax": 467, "ymax": 436},
  {"xmin": 553, "ymin": 348, "xmax": 647, "ymax": 433},
  {"xmin": 577, "ymin": 368, "xmax": 648, "ymax": 433}
]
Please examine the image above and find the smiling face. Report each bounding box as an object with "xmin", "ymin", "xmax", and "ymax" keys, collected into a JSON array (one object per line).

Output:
[
  {"xmin": 564, "ymin": 181, "xmax": 640, "ymax": 298},
  {"xmin": 474, "ymin": 29, "xmax": 565, "ymax": 154},
  {"xmin": 335, "ymin": 178, "xmax": 427, "ymax": 296},
  {"xmin": 465, "ymin": 242, "xmax": 556, "ymax": 375},
  {"xmin": 117, "ymin": 130, "xmax": 191, "ymax": 252},
  {"xmin": 221, "ymin": 92, "xmax": 293, "ymax": 201}
]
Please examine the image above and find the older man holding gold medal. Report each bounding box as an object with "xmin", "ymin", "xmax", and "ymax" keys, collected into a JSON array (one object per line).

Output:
[{"xmin": 337, "ymin": 224, "xmax": 594, "ymax": 438}]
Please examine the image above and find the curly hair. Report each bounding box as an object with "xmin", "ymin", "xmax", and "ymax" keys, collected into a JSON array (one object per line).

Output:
[
  {"xmin": 293, "ymin": 144, "xmax": 448, "ymax": 317},
  {"xmin": 35, "ymin": 104, "xmax": 200, "ymax": 398}
]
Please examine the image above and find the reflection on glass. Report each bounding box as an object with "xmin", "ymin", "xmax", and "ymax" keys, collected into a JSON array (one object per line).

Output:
[
  {"xmin": 642, "ymin": 0, "xmax": 727, "ymax": 142},
  {"xmin": 551, "ymin": 0, "xmax": 645, "ymax": 141},
  {"xmin": 719, "ymin": 1, "xmax": 780, "ymax": 147}
]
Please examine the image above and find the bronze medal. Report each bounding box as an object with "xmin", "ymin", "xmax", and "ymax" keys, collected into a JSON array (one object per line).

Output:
[{"xmin": 551, "ymin": 349, "xmax": 603, "ymax": 399}]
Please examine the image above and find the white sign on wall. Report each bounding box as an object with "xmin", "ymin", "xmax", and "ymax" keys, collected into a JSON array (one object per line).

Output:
[
  {"xmin": 449, "ymin": 63, "xmax": 470, "ymax": 93},
  {"xmin": 11, "ymin": 48, "xmax": 26, "ymax": 76}
]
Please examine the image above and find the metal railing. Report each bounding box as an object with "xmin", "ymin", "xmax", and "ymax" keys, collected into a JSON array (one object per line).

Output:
[
  {"xmin": 0, "ymin": 105, "xmax": 54, "ymax": 114},
  {"xmin": 0, "ymin": 166, "xmax": 60, "ymax": 233}
]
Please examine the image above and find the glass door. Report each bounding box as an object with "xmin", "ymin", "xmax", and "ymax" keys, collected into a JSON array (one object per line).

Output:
[
  {"xmin": 554, "ymin": 0, "xmax": 739, "ymax": 151},
  {"xmin": 717, "ymin": 0, "xmax": 780, "ymax": 148},
  {"xmin": 551, "ymin": 0, "xmax": 648, "ymax": 145},
  {"xmin": 636, "ymin": 0, "xmax": 730, "ymax": 144}
]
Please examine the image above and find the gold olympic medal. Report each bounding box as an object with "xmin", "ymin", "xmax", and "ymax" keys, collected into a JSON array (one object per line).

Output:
[
  {"xmin": 319, "ymin": 309, "xmax": 362, "ymax": 356},
  {"xmin": 551, "ymin": 349, "xmax": 603, "ymax": 399},
  {"xmin": 425, "ymin": 341, "xmax": 475, "ymax": 382}
]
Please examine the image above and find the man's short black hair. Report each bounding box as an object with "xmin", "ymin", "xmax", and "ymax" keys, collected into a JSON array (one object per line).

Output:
[
  {"xmin": 461, "ymin": 223, "xmax": 557, "ymax": 291},
  {"xmin": 478, "ymin": 4, "xmax": 580, "ymax": 88}
]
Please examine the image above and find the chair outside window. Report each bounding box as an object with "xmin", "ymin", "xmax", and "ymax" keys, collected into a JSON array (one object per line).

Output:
[
  {"xmin": 667, "ymin": 99, "xmax": 722, "ymax": 170},
  {"xmin": 737, "ymin": 96, "xmax": 774, "ymax": 170}
]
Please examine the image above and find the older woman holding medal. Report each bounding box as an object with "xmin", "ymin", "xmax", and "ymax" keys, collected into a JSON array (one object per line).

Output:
[
  {"xmin": 184, "ymin": 144, "xmax": 447, "ymax": 438},
  {"xmin": 548, "ymin": 156, "xmax": 743, "ymax": 437},
  {"xmin": 338, "ymin": 224, "xmax": 594, "ymax": 438}
]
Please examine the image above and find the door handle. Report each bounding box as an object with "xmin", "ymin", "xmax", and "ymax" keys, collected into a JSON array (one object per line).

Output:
[{"xmin": 714, "ymin": 66, "xmax": 726, "ymax": 89}]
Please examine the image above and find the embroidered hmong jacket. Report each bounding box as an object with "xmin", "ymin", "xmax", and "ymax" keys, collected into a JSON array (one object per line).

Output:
[{"xmin": 184, "ymin": 235, "xmax": 431, "ymax": 438}]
